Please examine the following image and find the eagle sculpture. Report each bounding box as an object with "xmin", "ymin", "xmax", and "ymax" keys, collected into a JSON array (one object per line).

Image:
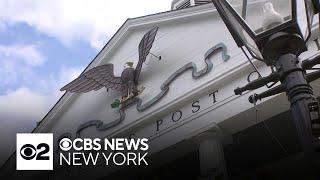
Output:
[{"xmin": 60, "ymin": 27, "xmax": 159, "ymax": 105}]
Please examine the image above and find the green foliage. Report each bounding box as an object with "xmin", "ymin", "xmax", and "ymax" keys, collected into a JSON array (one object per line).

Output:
[{"xmin": 111, "ymin": 99, "xmax": 121, "ymax": 108}]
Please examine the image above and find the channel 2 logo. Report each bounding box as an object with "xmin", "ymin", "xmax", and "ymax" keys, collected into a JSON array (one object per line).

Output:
[{"xmin": 16, "ymin": 133, "xmax": 53, "ymax": 170}]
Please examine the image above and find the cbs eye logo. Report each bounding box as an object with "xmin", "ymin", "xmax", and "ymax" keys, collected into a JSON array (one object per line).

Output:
[
  {"xmin": 16, "ymin": 133, "xmax": 53, "ymax": 170},
  {"xmin": 59, "ymin": 138, "xmax": 72, "ymax": 151},
  {"xmin": 20, "ymin": 143, "xmax": 50, "ymax": 160}
]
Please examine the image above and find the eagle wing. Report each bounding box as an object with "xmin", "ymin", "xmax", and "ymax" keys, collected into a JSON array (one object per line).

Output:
[
  {"xmin": 134, "ymin": 27, "xmax": 159, "ymax": 83},
  {"xmin": 60, "ymin": 64, "xmax": 125, "ymax": 93}
]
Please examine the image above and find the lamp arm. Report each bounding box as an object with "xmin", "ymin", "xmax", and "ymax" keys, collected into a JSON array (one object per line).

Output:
[
  {"xmin": 248, "ymin": 84, "xmax": 285, "ymax": 104},
  {"xmin": 234, "ymin": 71, "xmax": 280, "ymax": 95},
  {"xmin": 246, "ymin": 67, "xmax": 320, "ymax": 104},
  {"xmin": 307, "ymin": 70, "xmax": 320, "ymax": 83},
  {"xmin": 302, "ymin": 54, "xmax": 320, "ymax": 70}
]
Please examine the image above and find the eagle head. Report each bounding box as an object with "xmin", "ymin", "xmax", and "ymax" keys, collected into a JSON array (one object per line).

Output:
[{"xmin": 124, "ymin": 62, "xmax": 134, "ymax": 69}]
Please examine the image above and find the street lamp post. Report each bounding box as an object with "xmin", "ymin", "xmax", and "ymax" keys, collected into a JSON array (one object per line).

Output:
[{"xmin": 212, "ymin": 0, "xmax": 320, "ymax": 176}]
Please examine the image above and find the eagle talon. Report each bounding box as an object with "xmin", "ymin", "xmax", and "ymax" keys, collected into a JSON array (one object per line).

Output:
[
  {"xmin": 132, "ymin": 90, "xmax": 139, "ymax": 96},
  {"xmin": 119, "ymin": 86, "xmax": 146, "ymax": 104}
]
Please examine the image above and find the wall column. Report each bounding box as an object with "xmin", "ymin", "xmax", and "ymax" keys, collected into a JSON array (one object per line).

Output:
[{"xmin": 196, "ymin": 131, "xmax": 230, "ymax": 180}]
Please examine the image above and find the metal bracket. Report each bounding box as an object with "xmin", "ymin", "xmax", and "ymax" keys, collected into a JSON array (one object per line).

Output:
[
  {"xmin": 238, "ymin": 53, "xmax": 320, "ymax": 104},
  {"xmin": 234, "ymin": 71, "xmax": 280, "ymax": 95},
  {"xmin": 248, "ymin": 84, "xmax": 285, "ymax": 104}
]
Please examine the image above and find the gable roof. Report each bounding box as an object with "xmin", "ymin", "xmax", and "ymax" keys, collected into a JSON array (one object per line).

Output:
[{"xmin": 32, "ymin": 3, "xmax": 216, "ymax": 133}]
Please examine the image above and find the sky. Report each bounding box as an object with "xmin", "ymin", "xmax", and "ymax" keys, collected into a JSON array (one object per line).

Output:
[{"xmin": 0, "ymin": 0, "xmax": 172, "ymax": 167}]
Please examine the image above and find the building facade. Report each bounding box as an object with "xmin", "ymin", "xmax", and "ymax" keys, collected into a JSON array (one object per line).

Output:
[{"xmin": 2, "ymin": 1, "xmax": 320, "ymax": 179}]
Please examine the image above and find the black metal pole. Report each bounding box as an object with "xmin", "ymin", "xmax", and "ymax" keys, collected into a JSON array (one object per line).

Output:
[
  {"xmin": 261, "ymin": 32, "xmax": 320, "ymax": 176},
  {"xmin": 275, "ymin": 53, "xmax": 320, "ymax": 175}
]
